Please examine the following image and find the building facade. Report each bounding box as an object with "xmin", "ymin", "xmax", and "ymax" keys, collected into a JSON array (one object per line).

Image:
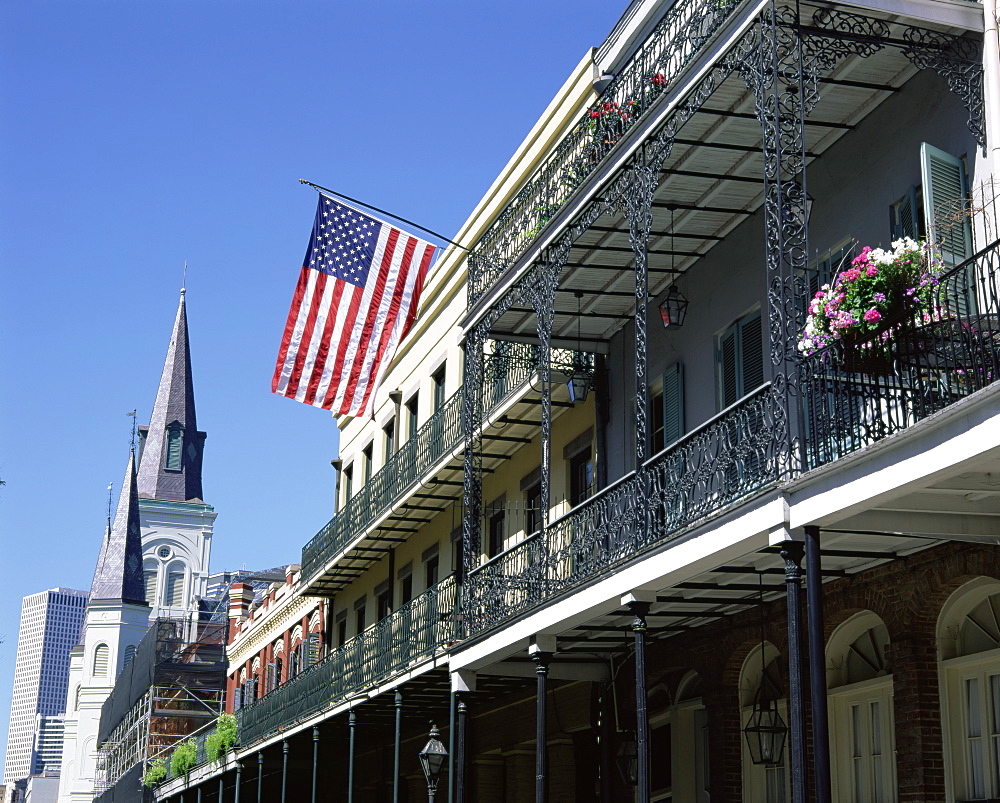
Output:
[
  {"xmin": 156, "ymin": 0, "xmax": 1000, "ymax": 800},
  {"xmin": 3, "ymin": 589, "xmax": 87, "ymax": 785}
]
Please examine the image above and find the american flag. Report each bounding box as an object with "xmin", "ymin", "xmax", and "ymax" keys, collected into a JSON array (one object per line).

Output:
[{"xmin": 272, "ymin": 195, "xmax": 436, "ymax": 417}]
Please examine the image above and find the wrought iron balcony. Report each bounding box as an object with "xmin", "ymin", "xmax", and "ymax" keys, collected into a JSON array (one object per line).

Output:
[
  {"xmin": 301, "ymin": 344, "xmax": 590, "ymax": 584},
  {"xmin": 464, "ymin": 383, "xmax": 782, "ymax": 634},
  {"xmin": 236, "ymin": 576, "xmax": 458, "ymax": 746},
  {"xmin": 801, "ymin": 240, "xmax": 1000, "ymax": 470},
  {"xmin": 468, "ymin": 0, "xmax": 741, "ymax": 304}
]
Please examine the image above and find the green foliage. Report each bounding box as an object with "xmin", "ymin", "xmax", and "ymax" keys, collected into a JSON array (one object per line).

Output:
[
  {"xmin": 206, "ymin": 714, "xmax": 238, "ymax": 762},
  {"xmin": 141, "ymin": 758, "xmax": 167, "ymax": 788},
  {"xmin": 170, "ymin": 739, "xmax": 198, "ymax": 777}
]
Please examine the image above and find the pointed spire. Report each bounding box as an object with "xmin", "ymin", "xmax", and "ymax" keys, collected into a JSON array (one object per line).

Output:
[
  {"xmin": 91, "ymin": 449, "xmax": 147, "ymax": 604},
  {"xmin": 137, "ymin": 289, "xmax": 205, "ymax": 502}
]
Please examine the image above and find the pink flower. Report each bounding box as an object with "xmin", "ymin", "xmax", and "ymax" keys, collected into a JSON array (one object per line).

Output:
[
  {"xmin": 863, "ymin": 309, "xmax": 882, "ymax": 323},
  {"xmin": 840, "ymin": 267, "xmax": 862, "ymax": 282},
  {"xmin": 865, "ymin": 265, "xmax": 879, "ymax": 277}
]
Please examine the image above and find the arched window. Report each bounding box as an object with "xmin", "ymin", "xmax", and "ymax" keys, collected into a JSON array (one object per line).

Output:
[
  {"xmin": 826, "ymin": 611, "xmax": 895, "ymax": 801},
  {"xmin": 166, "ymin": 565, "xmax": 185, "ymax": 608},
  {"xmin": 93, "ymin": 644, "xmax": 110, "ymax": 677},
  {"xmin": 740, "ymin": 643, "xmax": 788, "ymax": 802},
  {"xmin": 144, "ymin": 560, "xmax": 158, "ymax": 605},
  {"xmin": 74, "ymin": 685, "xmax": 82, "ymax": 711},
  {"xmin": 939, "ymin": 579, "xmax": 1000, "ymax": 801}
]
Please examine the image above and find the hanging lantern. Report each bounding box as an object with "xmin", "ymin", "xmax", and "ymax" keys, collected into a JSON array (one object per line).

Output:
[
  {"xmin": 658, "ymin": 285, "xmax": 688, "ymax": 329},
  {"xmin": 743, "ymin": 698, "xmax": 787, "ymax": 765},
  {"xmin": 615, "ymin": 732, "xmax": 638, "ymax": 786},
  {"xmin": 568, "ymin": 290, "xmax": 593, "ymax": 403}
]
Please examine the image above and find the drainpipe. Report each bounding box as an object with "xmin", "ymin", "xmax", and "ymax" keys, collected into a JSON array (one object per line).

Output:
[{"xmin": 984, "ymin": 0, "xmax": 1000, "ymax": 167}]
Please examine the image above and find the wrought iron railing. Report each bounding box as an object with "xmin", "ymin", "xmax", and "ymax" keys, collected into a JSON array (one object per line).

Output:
[
  {"xmin": 467, "ymin": 0, "xmax": 742, "ymax": 303},
  {"xmin": 801, "ymin": 241, "xmax": 1000, "ymax": 469},
  {"xmin": 464, "ymin": 384, "xmax": 781, "ymax": 634},
  {"xmin": 236, "ymin": 576, "xmax": 458, "ymax": 745},
  {"xmin": 301, "ymin": 344, "xmax": 589, "ymax": 582}
]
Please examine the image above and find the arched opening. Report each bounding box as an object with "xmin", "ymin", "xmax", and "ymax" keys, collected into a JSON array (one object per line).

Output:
[
  {"xmin": 826, "ymin": 611, "xmax": 896, "ymax": 802},
  {"xmin": 93, "ymin": 643, "xmax": 110, "ymax": 677},
  {"xmin": 938, "ymin": 578, "xmax": 1000, "ymax": 801},
  {"xmin": 740, "ymin": 643, "xmax": 788, "ymax": 802}
]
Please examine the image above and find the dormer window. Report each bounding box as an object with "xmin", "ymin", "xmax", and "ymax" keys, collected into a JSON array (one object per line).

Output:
[{"xmin": 165, "ymin": 422, "xmax": 183, "ymax": 471}]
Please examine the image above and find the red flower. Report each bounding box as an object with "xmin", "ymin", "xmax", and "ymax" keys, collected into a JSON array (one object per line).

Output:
[{"xmin": 651, "ymin": 73, "xmax": 666, "ymax": 85}]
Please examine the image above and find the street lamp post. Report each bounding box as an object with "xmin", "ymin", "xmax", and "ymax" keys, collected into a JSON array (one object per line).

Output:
[{"xmin": 418, "ymin": 724, "xmax": 449, "ymax": 803}]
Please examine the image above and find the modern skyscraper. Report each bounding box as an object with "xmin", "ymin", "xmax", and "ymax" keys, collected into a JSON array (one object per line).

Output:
[
  {"xmin": 3, "ymin": 588, "xmax": 87, "ymax": 784},
  {"xmin": 31, "ymin": 714, "xmax": 66, "ymax": 776}
]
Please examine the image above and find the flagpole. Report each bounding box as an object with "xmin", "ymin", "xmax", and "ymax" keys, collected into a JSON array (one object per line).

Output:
[{"xmin": 299, "ymin": 179, "xmax": 472, "ymax": 253}]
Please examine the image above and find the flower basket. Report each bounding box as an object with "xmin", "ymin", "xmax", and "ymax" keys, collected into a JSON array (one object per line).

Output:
[{"xmin": 798, "ymin": 238, "xmax": 941, "ymax": 375}]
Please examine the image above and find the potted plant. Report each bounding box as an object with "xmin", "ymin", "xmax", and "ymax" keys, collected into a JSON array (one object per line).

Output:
[
  {"xmin": 141, "ymin": 758, "xmax": 167, "ymax": 788},
  {"xmin": 797, "ymin": 237, "xmax": 941, "ymax": 371},
  {"xmin": 205, "ymin": 713, "xmax": 238, "ymax": 762},
  {"xmin": 170, "ymin": 739, "xmax": 198, "ymax": 778}
]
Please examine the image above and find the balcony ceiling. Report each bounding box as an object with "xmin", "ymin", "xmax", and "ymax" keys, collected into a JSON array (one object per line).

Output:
[{"xmin": 487, "ymin": 25, "xmax": 928, "ymax": 349}]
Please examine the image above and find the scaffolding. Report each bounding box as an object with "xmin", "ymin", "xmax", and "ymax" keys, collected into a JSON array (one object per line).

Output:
[{"xmin": 94, "ymin": 617, "xmax": 227, "ymax": 799}]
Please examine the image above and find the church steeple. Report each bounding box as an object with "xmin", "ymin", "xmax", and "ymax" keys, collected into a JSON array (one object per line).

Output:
[
  {"xmin": 137, "ymin": 289, "xmax": 205, "ymax": 502},
  {"xmin": 90, "ymin": 449, "xmax": 147, "ymax": 605}
]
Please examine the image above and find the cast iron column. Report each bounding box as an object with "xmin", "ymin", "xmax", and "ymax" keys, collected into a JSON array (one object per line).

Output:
[
  {"xmin": 218, "ymin": 774, "xmax": 224, "ymax": 802},
  {"xmin": 257, "ymin": 751, "xmax": 263, "ymax": 803},
  {"xmin": 456, "ymin": 694, "xmax": 468, "ymax": 803},
  {"xmin": 533, "ymin": 650, "xmax": 551, "ymax": 803},
  {"xmin": 347, "ymin": 709, "xmax": 357, "ymax": 803},
  {"xmin": 235, "ymin": 761, "xmax": 242, "ymax": 803},
  {"xmin": 781, "ymin": 541, "xmax": 807, "ymax": 803},
  {"xmin": 312, "ymin": 726, "xmax": 320, "ymax": 803},
  {"xmin": 280, "ymin": 739, "xmax": 288, "ymax": 803},
  {"xmin": 393, "ymin": 690, "xmax": 403, "ymax": 803},
  {"xmin": 631, "ymin": 602, "xmax": 652, "ymax": 802},
  {"xmin": 598, "ymin": 683, "xmax": 613, "ymax": 803},
  {"xmin": 805, "ymin": 525, "xmax": 832, "ymax": 802}
]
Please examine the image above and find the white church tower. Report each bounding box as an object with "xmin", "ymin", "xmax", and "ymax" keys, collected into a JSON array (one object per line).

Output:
[
  {"xmin": 57, "ymin": 450, "xmax": 150, "ymax": 803},
  {"xmin": 57, "ymin": 291, "xmax": 215, "ymax": 801},
  {"xmin": 136, "ymin": 289, "xmax": 215, "ymax": 618}
]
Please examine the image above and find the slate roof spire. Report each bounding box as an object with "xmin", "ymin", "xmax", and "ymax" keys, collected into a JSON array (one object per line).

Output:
[
  {"xmin": 137, "ymin": 289, "xmax": 205, "ymax": 502},
  {"xmin": 90, "ymin": 449, "xmax": 147, "ymax": 604}
]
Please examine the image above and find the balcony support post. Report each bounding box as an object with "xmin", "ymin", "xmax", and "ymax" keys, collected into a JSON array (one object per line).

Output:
[
  {"xmin": 451, "ymin": 669, "xmax": 475, "ymax": 803},
  {"xmin": 741, "ymin": 2, "xmax": 811, "ymax": 478},
  {"xmin": 393, "ymin": 690, "xmax": 403, "ymax": 803},
  {"xmin": 257, "ymin": 750, "xmax": 263, "ymax": 803},
  {"xmin": 461, "ymin": 322, "xmax": 487, "ymax": 589},
  {"xmin": 348, "ymin": 709, "xmax": 357, "ymax": 803},
  {"xmin": 218, "ymin": 774, "xmax": 224, "ymax": 802},
  {"xmin": 530, "ymin": 639, "xmax": 554, "ymax": 803},
  {"xmin": 805, "ymin": 526, "xmax": 832, "ymax": 803},
  {"xmin": 312, "ymin": 726, "xmax": 320, "ymax": 803},
  {"xmin": 781, "ymin": 540, "xmax": 807, "ymax": 803},
  {"xmin": 626, "ymin": 597, "xmax": 652, "ymax": 802},
  {"xmin": 281, "ymin": 739, "xmax": 289, "ymax": 803},
  {"xmin": 598, "ymin": 682, "xmax": 613, "ymax": 803},
  {"xmin": 235, "ymin": 761, "xmax": 243, "ymax": 803},
  {"xmin": 456, "ymin": 693, "xmax": 469, "ymax": 803}
]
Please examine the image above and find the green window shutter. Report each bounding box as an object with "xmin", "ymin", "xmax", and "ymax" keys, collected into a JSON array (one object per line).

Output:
[
  {"xmin": 662, "ymin": 363, "xmax": 684, "ymax": 446},
  {"xmin": 893, "ymin": 187, "xmax": 918, "ymax": 240},
  {"xmin": 308, "ymin": 633, "xmax": 321, "ymax": 667},
  {"xmin": 921, "ymin": 142, "xmax": 972, "ymax": 266},
  {"xmin": 719, "ymin": 327, "xmax": 739, "ymax": 408},
  {"xmin": 740, "ymin": 314, "xmax": 764, "ymax": 395}
]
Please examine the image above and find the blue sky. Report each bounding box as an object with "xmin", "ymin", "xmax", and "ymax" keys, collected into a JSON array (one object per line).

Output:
[{"xmin": 0, "ymin": 0, "xmax": 623, "ymax": 769}]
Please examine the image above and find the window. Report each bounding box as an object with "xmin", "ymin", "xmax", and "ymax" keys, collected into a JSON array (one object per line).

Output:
[
  {"xmin": 383, "ymin": 420, "xmax": 395, "ymax": 463},
  {"xmin": 424, "ymin": 544, "xmax": 439, "ymax": 589},
  {"xmin": 406, "ymin": 394, "xmax": 419, "ymax": 440},
  {"xmin": 940, "ymin": 583, "xmax": 1000, "ymax": 802},
  {"xmin": 524, "ymin": 482, "xmax": 542, "ymax": 536},
  {"xmin": 144, "ymin": 568, "xmax": 157, "ymax": 605},
  {"xmin": 362, "ymin": 443, "xmax": 373, "ymax": 484},
  {"xmin": 487, "ymin": 503, "xmax": 506, "ymax": 558},
  {"xmin": 569, "ymin": 449, "xmax": 594, "ymax": 507},
  {"xmin": 741, "ymin": 645, "xmax": 789, "ymax": 803},
  {"xmin": 650, "ymin": 363, "xmax": 684, "ymax": 455},
  {"xmin": 890, "ymin": 186, "xmax": 925, "ymax": 241},
  {"xmin": 921, "ymin": 142, "xmax": 972, "ymax": 267},
  {"xmin": 718, "ymin": 311, "xmax": 763, "ymax": 409},
  {"xmin": 335, "ymin": 612, "xmax": 347, "ymax": 647},
  {"xmin": 123, "ymin": 645, "xmax": 136, "ymax": 670},
  {"xmin": 399, "ymin": 564, "xmax": 413, "ymax": 605},
  {"xmin": 289, "ymin": 650, "xmax": 299, "ymax": 679},
  {"xmin": 432, "ymin": 365, "xmax": 446, "ymax": 412},
  {"xmin": 355, "ymin": 597, "xmax": 366, "ymax": 635},
  {"xmin": 93, "ymin": 644, "xmax": 109, "ymax": 677},
  {"xmin": 376, "ymin": 582, "xmax": 391, "ymax": 620},
  {"xmin": 307, "ymin": 633, "xmax": 321, "ymax": 667},
  {"xmin": 827, "ymin": 613, "xmax": 895, "ymax": 802},
  {"xmin": 165, "ymin": 422, "xmax": 183, "ymax": 470},
  {"xmin": 343, "ymin": 464, "xmax": 354, "ymax": 504},
  {"xmin": 166, "ymin": 571, "xmax": 184, "ymax": 608},
  {"xmin": 274, "ymin": 657, "xmax": 283, "ymax": 686}
]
